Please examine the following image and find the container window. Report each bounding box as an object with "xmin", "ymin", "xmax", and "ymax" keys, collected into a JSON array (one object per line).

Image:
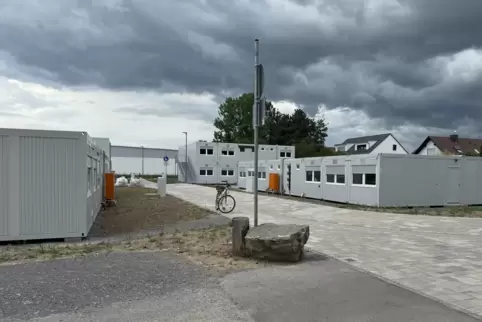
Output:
[
  {"xmin": 221, "ymin": 150, "xmax": 227, "ymax": 155},
  {"xmin": 262, "ymin": 172, "xmax": 266, "ymax": 179},
  {"xmin": 365, "ymin": 173, "xmax": 376, "ymax": 185},
  {"xmin": 240, "ymin": 147, "xmax": 245, "ymax": 152},
  {"xmin": 207, "ymin": 169, "xmax": 213, "ymax": 175},
  {"xmin": 200, "ymin": 169, "xmax": 206, "ymax": 176},
  {"xmin": 207, "ymin": 149, "xmax": 214, "ymax": 155},
  {"xmin": 286, "ymin": 152, "xmax": 291, "ymax": 158},
  {"xmin": 313, "ymin": 171, "xmax": 321, "ymax": 182},
  {"xmin": 296, "ymin": 164, "xmax": 300, "ymax": 170},
  {"xmin": 352, "ymin": 173, "xmax": 363, "ymax": 185},
  {"xmin": 228, "ymin": 170, "xmax": 234, "ymax": 176},
  {"xmin": 336, "ymin": 174, "xmax": 345, "ymax": 184},
  {"xmin": 392, "ymin": 144, "xmax": 397, "ymax": 151},
  {"xmin": 200, "ymin": 148, "xmax": 206, "ymax": 155},
  {"xmin": 228, "ymin": 150, "xmax": 234, "ymax": 156},
  {"xmin": 221, "ymin": 169, "xmax": 227, "ymax": 176},
  {"xmin": 305, "ymin": 170, "xmax": 313, "ymax": 182},
  {"xmin": 280, "ymin": 152, "xmax": 286, "ymax": 157},
  {"xmin": 326, "ymin": 174, "xmax": 335, "ymax": 183}
]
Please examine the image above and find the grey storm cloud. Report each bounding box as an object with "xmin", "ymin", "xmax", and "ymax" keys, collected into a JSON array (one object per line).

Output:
[{"xmin": 1, "ymin": 0, "xmax": 482, "ymax": 134}]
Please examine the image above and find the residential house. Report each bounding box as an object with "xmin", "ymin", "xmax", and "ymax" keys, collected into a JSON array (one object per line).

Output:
[
  {"xmin": 413, "ymin": 132, "xmax": 482, "ymax": 156},
  {"xmin": 334, "ymin": 133, "xmax": 408, "ymax": 155}
]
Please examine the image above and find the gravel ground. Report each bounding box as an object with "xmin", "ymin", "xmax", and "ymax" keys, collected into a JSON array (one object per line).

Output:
[
  {"xmin": 2, "ymin": 250, "xmax": 477, "ymax": 322},
  {"xmin": 0, "ymin": 251, "xmax": 251, "ymax": 322}
]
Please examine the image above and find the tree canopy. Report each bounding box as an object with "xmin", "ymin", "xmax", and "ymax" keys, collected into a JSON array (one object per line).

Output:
[{"xmin": 213, "ymin": 93, "xmax": 336, "ymax": 157}]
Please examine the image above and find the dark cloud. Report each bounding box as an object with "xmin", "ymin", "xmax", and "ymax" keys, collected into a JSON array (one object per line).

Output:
[{"xmin": 1, "ymin": 0, "xmax": 482, "ymax": 135}]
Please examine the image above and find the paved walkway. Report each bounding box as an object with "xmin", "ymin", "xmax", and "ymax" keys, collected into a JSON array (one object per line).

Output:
[{"xmin": 167, "ymin": 183, "xmax": 482, "ymax": 319}]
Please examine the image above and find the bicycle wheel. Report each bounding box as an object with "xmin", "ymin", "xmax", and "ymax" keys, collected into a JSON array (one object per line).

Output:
[{"xmin": 217, "ymin": 194, "xmax": 236, "ymax": 214}]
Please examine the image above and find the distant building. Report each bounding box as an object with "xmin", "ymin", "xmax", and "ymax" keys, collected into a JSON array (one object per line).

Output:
[
  {"xmin": 334, "ymin": 133, "xmax": 408, "ymax": 155},
  {"xmin": 177, "ymin": 141, "xmax": 295, "ymax": 184},
  {"xmin": 413, "ymin": 132, "xmax": 482, "ymax": 156},
  {"xmin": 110, "ymin": 145, "xmax": 178, "ymax": 175}
]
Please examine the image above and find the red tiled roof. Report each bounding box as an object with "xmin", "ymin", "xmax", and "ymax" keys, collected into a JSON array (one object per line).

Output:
[{"xmin": 415, "ymin": 136, "xmax": 482, "ymax": 155}]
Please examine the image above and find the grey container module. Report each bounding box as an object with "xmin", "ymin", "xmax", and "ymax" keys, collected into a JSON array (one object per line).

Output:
[{"xmin": 0, "ymin": 128, "xmax": 106, "ymax": 241}]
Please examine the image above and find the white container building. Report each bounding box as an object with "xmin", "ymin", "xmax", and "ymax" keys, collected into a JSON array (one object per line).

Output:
[
  {"xmin": 177, "ymin": 141, "xmax": 295, "ymax": 184},
  {"xmin": 0, "ymin": 128, "xmax": 107, "ymax": 241},
  {"xmin": 238, "ymin": 154, "xmax": 482, "ymax": 207}
]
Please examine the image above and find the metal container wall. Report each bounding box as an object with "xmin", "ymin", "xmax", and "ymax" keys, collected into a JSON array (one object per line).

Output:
[{"xmin": 0, "ymin": 128, "xmax": 105, "ymax": 241}]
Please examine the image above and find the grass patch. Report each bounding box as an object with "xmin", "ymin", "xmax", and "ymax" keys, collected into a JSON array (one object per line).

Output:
[{"xmin": 0, "ymin": 226, "xmax": 265, "ymax": 271}]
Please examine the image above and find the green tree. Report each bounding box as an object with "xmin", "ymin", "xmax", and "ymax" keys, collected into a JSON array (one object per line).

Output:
[{"xmin": 213, "ymin": 93, "xmax": 330, "ymax": 157}]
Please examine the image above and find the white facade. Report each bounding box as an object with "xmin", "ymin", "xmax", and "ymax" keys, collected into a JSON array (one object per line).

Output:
[
  {"xmin": 177, "ymin": 141, "xmax": 295, "ymax": 184},
  {"xmin": 111, "ymin": 145, "xmax": 178, "ymax": 175},
  {"xmin": 92, "ymin": 137, "xmax": 112, "ymax": 171},
  {"xmin": 371, "ymin": 135, "xmax": 407, "ymax": 154},
  {"xmin": 335, "ymin": 134, "xmax": 408, "ymax": 155},
  {"xmin": 238, "ymin": 154, "xmax": 482, "ymax": 207},
  {"xmin": 414, "ymin": 139, "xmax": 443, "ymax": 156},
  {"xmin": 0, "ymin": 128, "xmax": 107, "ymax": 241}
]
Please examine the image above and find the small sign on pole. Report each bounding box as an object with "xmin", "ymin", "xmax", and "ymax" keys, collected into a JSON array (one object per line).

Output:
[{"xmin": 163, "ymin": 156, "xmax": 169, "ymax": 177}]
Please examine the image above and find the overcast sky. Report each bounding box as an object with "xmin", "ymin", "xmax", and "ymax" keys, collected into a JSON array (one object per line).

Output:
[{"xmin": 1, "ymin": 0, "xmax": 482, "ymax": 151}]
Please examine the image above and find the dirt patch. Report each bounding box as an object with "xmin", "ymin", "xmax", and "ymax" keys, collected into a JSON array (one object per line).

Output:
[
  {"xmin": 94, "ymin": 187, "xmax": 212, "ymax": 236},
  {"xmin": 0, "ymin": 226, "xmax": 270, "ymax": 272}
]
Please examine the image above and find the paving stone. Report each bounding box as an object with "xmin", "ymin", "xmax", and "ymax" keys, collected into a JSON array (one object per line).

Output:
[{"xmin": 167, "ymin": 183, "xmax": 482, "ymax": 318}]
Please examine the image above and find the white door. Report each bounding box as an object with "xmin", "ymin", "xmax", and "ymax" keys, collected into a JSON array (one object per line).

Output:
[{"xmin": 446, "ymin": 166, "xmax": 461, "ymax": 204}]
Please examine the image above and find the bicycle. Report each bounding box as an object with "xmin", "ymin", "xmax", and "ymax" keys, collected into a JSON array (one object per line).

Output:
[{"xmin": 215, "ymin": 181, "xmax": 236, "ymax": 213}]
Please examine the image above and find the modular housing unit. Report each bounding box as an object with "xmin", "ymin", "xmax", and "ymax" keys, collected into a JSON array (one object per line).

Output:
[
  {"xmin": 111, "ymin": 145, "xmax": 178, "ymax": 175},
  {"xmin": 0, "ymin": 128, "xmax": 107, "ymax": 241},
  {"xmin": 177, "ymin": 141, "xmax": 295, "ymax": 185},
  {"xmin": 92, "ymin": 137, "xmax": 112, "ymax": 171},
  {"xmin": 238, "ymin": 154, "xmax": 482, "ymax": 207}
]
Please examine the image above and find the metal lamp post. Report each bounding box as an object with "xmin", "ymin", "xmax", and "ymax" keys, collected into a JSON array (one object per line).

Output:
[{"xmin": 182, "ymin": 132, "xmax": 188, "ymax": 183}]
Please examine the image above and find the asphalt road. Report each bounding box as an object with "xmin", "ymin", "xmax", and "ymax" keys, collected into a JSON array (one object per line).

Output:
[{"xmin": 0, "ymin": 251, "xmax": 479, "ymax": 322}]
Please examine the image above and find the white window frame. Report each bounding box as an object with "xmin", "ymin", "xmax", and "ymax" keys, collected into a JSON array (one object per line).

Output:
[
  {"xmin": 326, "ymin": 174, "xmax": 335, "ymax": 183},
  {"xmin": 200, "ymin": 148, "xmax": 206, "ymax": 155},
  {"xmin": 200, "ymin": 168, "xmax": 214, "ymax": 176},
  {"xmin": 286, "ymin": 152, "xmax": 292, "ymax": 158},
  {"xmin": 306, "ymin": 169, "xmax": 321, "ymax": 183},
  {"xmin": 228, "ymin": 150, "xmax": 235, "ymax": 156},
  {"xmin": 221, "ymin": 169, "xmax": 228, "ymax": 176},
  {"xmin": 221, "ymin": 150, "xmax": 228, "ymax": 155},
  {"xmin": 351, "ymin": 173, "xmax": 376, "ymax": 186},
  {"xmin": 355, "ymin": 144, "xmax": 367, "ymax": 151},
  {"xmin": 207, "ymin": 148, "xmax": 214, "ymax": 155},
  {"xmin": 280, "ymin": 151, "xmax": 286, "ymax": 157},
  {"xmin": 258, "ymin": 171, "xmax": 267, "ymax": 179},
  {"xmin": 228, "ymin": 169, "xmax": 235, "ymax": 176}
]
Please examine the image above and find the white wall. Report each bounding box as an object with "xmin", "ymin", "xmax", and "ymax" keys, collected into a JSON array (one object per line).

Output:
[
  {"xmin": 372, "ymin": 135, "xmax": 408, "ymax": 154},
  {"xmin": 415, "ymin": 140, "xmax": 443, "ymax": 156},
  {"xmin": 111, "ymin": 157, "xmax": 176, "ymax": 175}
]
